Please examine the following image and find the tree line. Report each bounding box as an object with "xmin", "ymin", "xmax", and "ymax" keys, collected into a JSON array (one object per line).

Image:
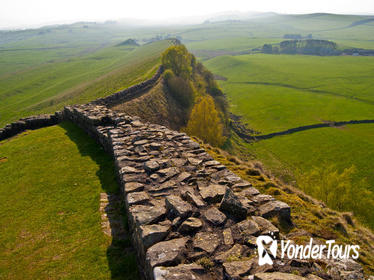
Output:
[{"xmin": 161, "ymin": 45, "xmax": 228, "ymax": 147}]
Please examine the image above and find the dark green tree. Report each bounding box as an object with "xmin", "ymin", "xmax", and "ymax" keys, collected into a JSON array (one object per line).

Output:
[{"xmin": 161, "ymin": 45, "xmax": 193, "ymax": 79}]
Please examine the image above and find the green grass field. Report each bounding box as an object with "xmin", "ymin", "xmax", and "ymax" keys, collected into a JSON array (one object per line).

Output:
[
  {"xmin": 0, "ymin": 40, "xmax": 172, "ymax": 127},
  {"xmin": 201, "ymin": 50, "xmax": 374, "ymax": 227},
  {"xmin": 0, "ymin": 122, "xmax": 138, "ymax": 279},
  {"xmin": 205, "ymin": 54, "xmax": 374, "ymax": 133},
  {"xmin": 1, "ymin": 12, "xmax": 374, "ymax": 276},
  {"xmin": 204, "ymin": 52, "xmax": 374, "ymax": 171},
  {"xmin": 235, "ymin": 124, "xmax": 374, "ymax": 191},
  {"xmin": 0, "ymin": 27, "xmax": 174, "ymax": 278}
]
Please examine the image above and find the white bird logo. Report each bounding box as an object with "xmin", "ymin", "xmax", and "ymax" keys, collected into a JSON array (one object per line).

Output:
[{"xmin": 256, "ymin": 234, "xmax": 277, "ymax": 266}]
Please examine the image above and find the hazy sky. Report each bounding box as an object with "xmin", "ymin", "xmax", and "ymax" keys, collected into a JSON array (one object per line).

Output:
[{"xmin": 1, "ymin": 0, "xmax": 374, "ymax": 29}]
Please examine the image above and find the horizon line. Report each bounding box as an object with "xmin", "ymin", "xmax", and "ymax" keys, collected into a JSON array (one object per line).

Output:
[{"xmin": 1, "ymin": 10, "xmax": 374, "ymax": 31}]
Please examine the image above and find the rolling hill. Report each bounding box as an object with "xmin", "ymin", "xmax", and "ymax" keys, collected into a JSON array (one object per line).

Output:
[{"xmin": 1, "ymin": 13, "xmax": 374, "ymax": 278}]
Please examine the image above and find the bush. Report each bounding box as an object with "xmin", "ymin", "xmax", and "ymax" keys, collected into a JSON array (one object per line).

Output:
[
  {"xmin": 166, "ymin": 75, "xmax": 194, "ymax": 108},
  {"xmin": 184, "ymin": 95, "xmax": 226, "ymax": 147},
  {"xmin": 195, "ymin": 62, "xmax": 229, "ymax": 117},
  {"xmin": 161, "ymin": 45, "xmax": 193, "ymax": 79},
  {"xmin": 163, "ymin": 69, "xmax": 174, "ymax": 81},
  {"xmin": 262, "ymin": 44, "xmax": 273, "ymax": 54},
  {"xmin": 162, "ymin": 44, "xmax": 229, "ymax": 134},
  {"xmin": 297, "ymin": 164, "xmax": 374, "ymax": 228}
]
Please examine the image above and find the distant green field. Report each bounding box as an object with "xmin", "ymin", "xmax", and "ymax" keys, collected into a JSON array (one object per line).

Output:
[
  {"xmin": 236, "ymin": 124, "xmax": 374, "ymax": 191},
  {"xmin": 181, "ymin": 13, "xmax": 374, "ymax": 48},
  {"xmin": 206, "ymin": 54, "xmax": 374, "ymax": 133},
  {"xmin": 203, "ymin": 52, "xmax": 374, "ymax": 227},
  {"xmin": 186, "ymin": 37, "xmax": 284, "ymax": 60},
  {"xmin": 0, "ymin": 40, "xmax": 172, "ymax": 127},
  {"xmin": 0, "ymin": 46, "xmax": 90, "ymax": 76},
  {"xmin": 0, "ymin": 122, "xmax": 137, "ymax": 279},
  {"xmin": 2, "ymin": 11, "xmax": 374, "ymax": 277},
  {"xmin": 2, "ymin": 13, "xmax": 374, "ymax": 128},
  {"xmin": 187, "ymin": 37, "xmax": 278, "ymax": 52}
]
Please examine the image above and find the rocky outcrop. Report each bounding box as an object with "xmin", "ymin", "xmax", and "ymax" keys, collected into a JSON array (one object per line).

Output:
[{"xmin": 61, "ymin": 103, "xmax": 366, "ymax": 280}]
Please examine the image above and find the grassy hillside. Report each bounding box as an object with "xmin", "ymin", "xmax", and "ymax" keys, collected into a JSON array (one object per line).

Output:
[
  {"xmin": 187, "ymin": 15, "xmax": 374, "ymax": 228},
  {"xmin": 0, "ymin": 122, "xmax": 137, "ymax": 279},
  {"xmin": 0, "ymin": 22, "xmax": 154, "ymax": 50},
  {"xmin": 1, "ymin": 13, "xmax": 374, "ymax": 276},
  {"xmin": 200, "ymin": 141, "xmax": 374, "ymax": 274},
  {"xmin": 202, "ymin": 52, "xmax": 374, "ymax": 228},
  {"xmin": 185, "ymin": 14, "xmax": 372, "ymax": 40},
  {"xmin": 183, "ymin": 14, "xmax": 374, "ymax": 62},
  {"xmin": 112, "ymin": 79, "xmax": 188, "ymax": 130},
  {"xmin": 0, "ymin": 40, "xmax": 172, "ymax": 127},
  {"xmin": 0, "ymin": 22, "xmax": 142, "ymax": 76},
  {"xmin": 232, "ymin": 124, "xmax": 374, "ymax": 192},
  {"xmin": 205, "ymin": 54, "xmax": 374, "ymax": 133}
]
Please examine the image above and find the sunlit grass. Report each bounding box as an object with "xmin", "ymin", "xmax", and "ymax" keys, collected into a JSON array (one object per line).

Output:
[
  {"xmin": 0, "ymin": 40, "xmax": 172, "ymax": 127},
  {"xmin": 0, "ymin": 122, "xmax": 138, "ymax": 279}
]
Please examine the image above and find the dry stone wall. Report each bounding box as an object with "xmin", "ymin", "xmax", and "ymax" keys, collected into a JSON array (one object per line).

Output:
[
  {"xmin": 0, "ymin": 66, "xmax": 163, "ymax": 142},
  {"xmin": 232, "ymin": 119, "xmax": 374, "ymax": 142},
  {"xmin": 0, "ymin": 112, "xmax": 63, "ymax": 141},
  {"xmin": 0, "ymin": 72, "xmax": 367, "ymax": 279},
  {"xmin": 62, "ymin": 104, "xmax": 365, "ymax": 280},
  {"xmin": 91, "ymin": 66, "xmax": 164, "ymax": 107}
]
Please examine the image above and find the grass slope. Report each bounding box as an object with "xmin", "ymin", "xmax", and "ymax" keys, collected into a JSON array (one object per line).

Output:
[
  {"xmin": 192, "ymin": 13, "xmax": 367, "ymax": 43},
  {"xmin": 112, "ymin": 79, "xmax": 187, "ymax": 130},
  {"xmin": 234, "ymin": 124, "xmax": 374, "ymax": 193},
  {"xmin": 204, "ymin": 56, "xmax": 374, "ymax": 127},
  {"xmin": 205, "ymin": 54, "xmax": 374, "ymax": 132},
  {"xmin": 203, "ymin": 53, "xmax": 374, "ymax": 227},
  {"xmin": 201, "ymin": 142, "xmax": 374, "ymax": 274},
  {"xmin": 0, "ymin": 40, "xmax": 172, "ymax": 127},
  {"xmin": 0, "ymin": 122, "xmax": 137, "ymax": 279},
  {"xmin": 182, "ymin": 14, "xmax": 374, "ymax": 63}
]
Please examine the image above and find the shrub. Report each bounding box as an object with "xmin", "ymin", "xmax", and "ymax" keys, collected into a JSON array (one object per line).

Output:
[
  {"xmin": 197, "ymin": 257, "xmax": 214, "ymax": 270},
  {"xmin": 161, "ymin": 45, "xmax": 193, "ymax": 79},
  {"xmin": 195, "ymin": 62, "xmax": 229, "ymax": 116},
  {"xmin": 297, "ymin": 164, "xmax": 374, "ymax": 228},
  {"xmin": 166, "ymin": 75, "xmax": 194, "ymax": 108},
  {"xmin": 184, "ymin": 95, "xmax": 226, "ymax": 147},
  {"xmin": 163, "ymin": 69, "xmax": 174, "ymax": 81},
  {"xmin": 162, "ymin": 44, "xmax": 229, "ymax": 133},
  {"xmin": 262, "ymin": 44, "xmax": 273, "ymax": 54}
]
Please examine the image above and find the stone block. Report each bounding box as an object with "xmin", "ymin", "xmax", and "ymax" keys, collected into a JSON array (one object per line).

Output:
[
  {"xmin": 146, "ymin": 237, "xmax": 188, "ymax": 268},
  {"xmin": 219, "ymin": 187, "xmax": 248, "ymax": 220}
]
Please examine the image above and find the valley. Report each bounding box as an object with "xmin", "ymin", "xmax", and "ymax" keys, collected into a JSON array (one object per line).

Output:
[
  {"xmin": 183, "ymin": 15, "xmax": 374, "ymax": 228},
  {"xmin": 1, "ymin": 11, "xmax": 374, "ymax": 279}
]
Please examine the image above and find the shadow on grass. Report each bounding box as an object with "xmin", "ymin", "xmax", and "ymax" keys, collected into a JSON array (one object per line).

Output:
[{"xmin": 59, "ymin": 121, "xmax": 139, "ymax": 280}]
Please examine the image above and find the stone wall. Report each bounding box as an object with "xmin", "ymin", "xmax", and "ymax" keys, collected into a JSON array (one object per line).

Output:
[
  {"xmin": 0, "ymin": 66, "xmax": 163, "ymax": 142},
  {"xmin": 61, "ymin": 104, "xmax": 365, "ymax": 280},
  {"xmin": 0, "ymin": 112, "xmax": 63, "ymax": 141},
  {"xmin": 233, "ymin": 119, "xmax": 374, "ymax": 142},
  {"xmin": 62, "ymin": 104, "xmax": 288, "ymax": 279},
  {"xmin": 91, "ymin": 66, "xmax": 164, "ymax": 107},
  {"xmin": 0, "ymin": 77, "xmax": 367, "ymax": 279}
]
